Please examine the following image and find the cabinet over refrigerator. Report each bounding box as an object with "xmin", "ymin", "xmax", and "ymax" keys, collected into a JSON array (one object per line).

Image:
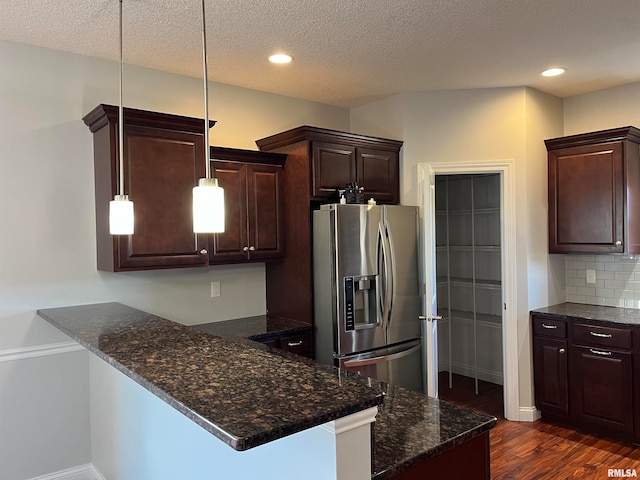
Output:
[{"xmin": 313, "ymin": 203, "xmax": 424, "ymax": 393}]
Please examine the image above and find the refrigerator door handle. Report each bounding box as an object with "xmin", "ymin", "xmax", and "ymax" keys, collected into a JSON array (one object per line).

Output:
[
  {"xmin": 383, "ymin": 220, "xmax": 395, "ymax": 323},
  {"xmin": 379, "ymin": 223, "xmax": 392, "ymax": 334},
  {"xmin": 343, "ymin": 341, "xmax": 421, "ymax": 367}
]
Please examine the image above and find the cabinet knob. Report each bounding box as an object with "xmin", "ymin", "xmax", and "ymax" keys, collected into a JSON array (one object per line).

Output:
[
  {"xmin": 616, "ymin": 240, "xmax": 622, "ymax": 246},
  {"xmin": 249, "ymin": 246, "xmax": 256, "ymax": 251},
  {"xmin": 242, "ymin": 246, "xmax": 249, "ymax": 252},
  {"xmin": 559, "ymin": 348, "xmax": 565, "ymax": 354},
  {"xmin": 200, "ymin": 249, "xmax": 208, "ymax": 255}
]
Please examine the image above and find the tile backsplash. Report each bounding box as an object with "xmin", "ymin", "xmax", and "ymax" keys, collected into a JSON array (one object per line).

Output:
[{"xmin": 566, "ymin": 255, "xmax": 640, "ymax": 309}]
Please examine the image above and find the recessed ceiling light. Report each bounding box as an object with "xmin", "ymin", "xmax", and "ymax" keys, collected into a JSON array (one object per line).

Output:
[
  {"xmin": 269, "ymin": 53, "xmax": 292, "ymax": 64},
  {"xmin": 541, "ymin": 67, "xmax": 566, "ymax": 77}
]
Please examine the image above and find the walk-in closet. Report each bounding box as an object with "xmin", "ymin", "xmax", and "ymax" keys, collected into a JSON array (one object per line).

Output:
[{"xmin": 435, "ymin": 174, "xmax": 504, "ymax": 407}]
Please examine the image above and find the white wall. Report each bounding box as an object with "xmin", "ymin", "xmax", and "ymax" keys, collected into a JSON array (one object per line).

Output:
[{"xmin": 0, "ymin": 40, "xmax": 349, "ymax": 480}]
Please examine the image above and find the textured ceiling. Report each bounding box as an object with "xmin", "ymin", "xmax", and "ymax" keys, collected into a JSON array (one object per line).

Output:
[{"xmin": 1, "ymin": 0, "xmax": 640, "ymax": 107}]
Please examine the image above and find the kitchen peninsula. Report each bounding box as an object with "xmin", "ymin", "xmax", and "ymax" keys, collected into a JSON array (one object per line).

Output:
[{"xmin": 37, "ymin": 303, "xmax": 496, "ymax": 479}]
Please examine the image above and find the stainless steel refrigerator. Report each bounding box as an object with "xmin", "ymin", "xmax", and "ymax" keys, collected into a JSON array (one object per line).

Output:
[{"xmin": 313, "ymin": 203, "xmax": 424, "ymax": 393}]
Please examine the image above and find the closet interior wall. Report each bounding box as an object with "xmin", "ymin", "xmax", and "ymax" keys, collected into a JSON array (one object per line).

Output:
[{"xmin": 435, "ymin": 174, "xmax": 504, "ymax": 393}]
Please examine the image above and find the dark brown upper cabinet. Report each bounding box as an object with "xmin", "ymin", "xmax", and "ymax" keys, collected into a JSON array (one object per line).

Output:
[
  {"xmin": 255, "ymin": 126, "xmax": 402, "ymax": 325},
  {"xmin": 83, "ymin": 104, "xmax": 214, "ymax": 272},
  {"xmin": 259, "ymin": 126, "xmax": 401, "ymax": 204},
  {"xmin": 546, "ymin": 126, "xmax": 640, "ymax": 254},
  {"xmin": 209, "ymin": 146, "xmax": 286, "ymax": 264}
]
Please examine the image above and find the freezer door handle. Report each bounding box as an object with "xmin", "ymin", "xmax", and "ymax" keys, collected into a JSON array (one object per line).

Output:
[{"xmin": 342, "ymin": 341, "xmax": 421, "ymax": 367}]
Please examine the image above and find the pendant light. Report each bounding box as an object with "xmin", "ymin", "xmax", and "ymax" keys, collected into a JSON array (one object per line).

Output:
[
  {"xmin": 193, "ymin": 0, "xmax": 225, "ymax": 233},
  {"xmin": 109, "ymin": 0, "xmax": 134, "ymax": 235}
]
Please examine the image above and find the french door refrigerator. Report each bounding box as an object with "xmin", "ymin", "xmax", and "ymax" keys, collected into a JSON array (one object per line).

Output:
[{"xmin": 313, "ymin": 203, "xmax": 424, "ymax": 393}]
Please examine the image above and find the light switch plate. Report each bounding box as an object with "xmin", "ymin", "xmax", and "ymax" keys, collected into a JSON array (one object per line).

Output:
[{"xmin": 586, "ymin": 270, "xmax": 596, "ymax": 284}]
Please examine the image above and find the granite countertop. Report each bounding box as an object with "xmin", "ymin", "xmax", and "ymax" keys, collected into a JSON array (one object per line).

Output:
[
  {"xmin": 195, "ymin": 314, "xmax": 497, "ymax": 479},
  {"xmin": 370, "ymin": 383, "xmax": 496, "ymax": 479},
  {"xmin": 36, "ymin": 302, "xmax": 384, "ymax": 451},
  {"xmin": 531, "ymin": 302, "xmax": 640, "ymax": 326},
  {"xmin": 194, "ymin": 315, "xmax": 311, "ymax": 341}
]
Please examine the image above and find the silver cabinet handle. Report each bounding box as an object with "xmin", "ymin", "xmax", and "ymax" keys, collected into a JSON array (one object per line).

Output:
[
  {"xmin": 249, "ymin": 246, "xmax": 256, "ymax": 251},
  {"xmin": 199, "ymin": 249, "xmax": 208, "ymax": 255},
  {"xmin": 242, "ymin": 246, "xmax": 249, "ymax": 252},
  {"xmin": 287, "ymin": 340, "xmax": 303, "ymax": 347},
  {"xmin": 589, "ymin": 348, "xmax": 612, "ymax": 356},
  {"xmin": 419, "ymin": 315, "xmax": 442, "ymax": 322},
  {"xmin": 590, "ymin": 331, "xmax": 612, "ymax": 338},
  {"xmin": 559, "ymin": 348, "xmax": 565, "ymax": 353},
  {"xmin": 616, "ymin": 240, "xmax": 622, "ymax": 246},
  {"xmin": 542, "ymin": 323, "xmax": 558, "ymax": 329}
]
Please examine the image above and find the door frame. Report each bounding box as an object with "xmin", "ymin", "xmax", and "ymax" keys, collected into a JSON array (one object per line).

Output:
[{"xmin": 418, "ymin": 160, "xmax": 518, "ymax": 421}]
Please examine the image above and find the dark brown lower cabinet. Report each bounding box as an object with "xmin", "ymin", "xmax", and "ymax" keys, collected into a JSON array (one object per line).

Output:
[
  {"xmin": 389, "ymin": 432, "xmax": 490, "ymax": 480},
  {"xmin": 571, "ymin": 346, "xmax": 633, "ymax": 436},
  {"xmin": 533, "ymin": 336, "xmax": 569, "ymax": 419},
  {"xmin": 531, "ymin": 313, "xmax": 639, "ymax": 444}
]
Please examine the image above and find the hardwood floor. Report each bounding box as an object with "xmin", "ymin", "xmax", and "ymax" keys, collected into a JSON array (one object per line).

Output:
[{"xmin": 438, "ymin": 372, "xmax": 640, "ymax": 479}]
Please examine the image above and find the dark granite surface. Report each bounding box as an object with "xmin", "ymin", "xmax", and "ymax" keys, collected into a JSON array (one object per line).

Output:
[
  {"xmin": 531, "ymin": 302, "xmax": 640, "ymax": 326},
  {"xmin": 370, "ymin": 383, "xmax": 496, "ymax": 480},
  {"xmin": 36, "ymin": 302, "xmax": 384, "ymax": 451},
  {"xmin": 194, "ymin": 314, "xmax": 497, "ymax": 478},
  {"xmin": 194, "ymin": 315, "xmax": 311, "ymax": 341}
]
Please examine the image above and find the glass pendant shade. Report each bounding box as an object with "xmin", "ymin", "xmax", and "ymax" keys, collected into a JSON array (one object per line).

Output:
[
  {"xmin": 109, "ymin": 194, "xmax": 134, "ymax": 235},
  {"xmin": 193, "ymin": 178, "xmax": 225, "ymax": 233}
]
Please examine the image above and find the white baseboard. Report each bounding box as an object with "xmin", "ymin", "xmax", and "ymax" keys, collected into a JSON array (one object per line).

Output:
[
  {"xmin": 518, "ymin": 406, "xmax": 541, "ymax": 422},
  {"xmin": 27, "ymin": 464, "xmax": 104, "ymax": 480},
  {"xmin": 0, "ymin": 341, "xmax": 84, "ymax": 363}
]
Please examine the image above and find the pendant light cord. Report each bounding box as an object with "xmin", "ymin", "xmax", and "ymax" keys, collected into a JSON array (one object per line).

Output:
[
  {"xmin": 118, "ymin": 0, "xmax": 125, "ymax": 197},
  {"xmin": 201, "ymin": 0, "xmax": 211, "ymax": 180}
]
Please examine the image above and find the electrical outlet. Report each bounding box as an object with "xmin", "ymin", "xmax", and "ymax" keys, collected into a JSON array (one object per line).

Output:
[
  {"xmin": 586, "ymin": 270, "xmax": 596, "ymax": 284},
  {"xmin": 210, "ymin": 281, "xmax": 221, "ymax": 298}
]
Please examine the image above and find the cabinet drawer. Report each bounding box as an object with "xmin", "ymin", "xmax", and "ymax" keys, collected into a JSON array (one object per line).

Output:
[
  {"xmin": 532, "ymin": 316, "xmax": 567, "ymax": 338},
  {"xmin": 278, "ymin": 332, "xmax": 313, "ymax": 357},
  {"xmin": 573, "ymin": 323, "xmax": 632, "ymax": 350}
]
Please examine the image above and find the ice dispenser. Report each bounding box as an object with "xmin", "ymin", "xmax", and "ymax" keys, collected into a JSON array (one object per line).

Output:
[{"xmin": 344, "ymin": 275, "xmax": 379, "ymax": 331}]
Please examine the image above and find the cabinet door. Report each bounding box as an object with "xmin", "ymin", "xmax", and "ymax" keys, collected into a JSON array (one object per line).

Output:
[
  {"xmin": 209, "ymin": 162, "xmax": 249, "ymax": 263},
  {"xmin": 115, "ymin": 125, "xmax": 208, "ymax": 270},
  {"xmin": 356, "ymin": 147, "xmax": 399, "ymax": 203},
  {"xmin": 246, "ymin": 164, "xmax": 284, "ymax": 261},
  {"xmin": 548, "ymin": 141, "xmax": 624, "ymax": 253},
  {"xmin": 533, "ymin": 336, "xmax": 569, "ymax": 418},
  {"xmin": 311, "ymin": 142, "xmax": 356, "ymax": 199},
  {"xmin": 571, "ymin": 345, "xmax": 633, "ymax": 435}
]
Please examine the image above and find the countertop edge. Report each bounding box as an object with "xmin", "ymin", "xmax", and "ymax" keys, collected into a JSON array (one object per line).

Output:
[{"xmin": 530, "ymin": 302, "xmax": 640, "ymax": 326}]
